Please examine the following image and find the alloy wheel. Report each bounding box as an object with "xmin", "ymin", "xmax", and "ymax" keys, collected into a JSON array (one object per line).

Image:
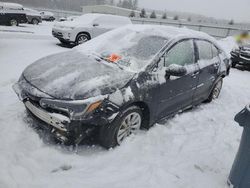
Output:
[
  {"xmin": 32, "ymin": 19, "xmax": 39, "ymax": 25},
  {"xmin": 212, "ymin": 80, "xmax": 222, "ymax": 99},
  {"xmin": 77, "ymin": 35, "xmax": 89, "ymax": 45},
  {"xmin": 10, "ymin": 19, "xmax": 18, "ymax": 26},
  {"xmin": 117, "ymin": 112, "xmax": 142, "ymax": 144}
]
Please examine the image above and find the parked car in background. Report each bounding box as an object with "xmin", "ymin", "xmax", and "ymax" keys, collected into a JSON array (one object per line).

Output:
[
  {"xmin": 0, "ymin": 2, "xmax": 27, "ymax": 26},
  {"xmin": 52, "ymin": 13, "xmax": 132, "ymax": 45},
  {"xmin": 13, "ymin": 25, "xmax": 230, "ymax": 149},
  {"xmin": 231, "ymin": 42, "xmax": 250, "ymax": 68},
  {"xmin": 40, "ymin": 11, "xmax": 55, "ymax": 21},
  {"xmin": 24, "ymin": 8, "xmax": 41, "ymax": 25}
]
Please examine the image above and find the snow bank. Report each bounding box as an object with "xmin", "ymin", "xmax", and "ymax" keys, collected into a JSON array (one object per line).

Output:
[{"xmin": 218, "ymin": 36, "xmax": 238, "ymax": 57}]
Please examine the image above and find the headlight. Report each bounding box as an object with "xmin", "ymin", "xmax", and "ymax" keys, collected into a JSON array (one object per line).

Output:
[{"xmin": 39, "ymin": 95, "xmax": 106, "ymax": 120}]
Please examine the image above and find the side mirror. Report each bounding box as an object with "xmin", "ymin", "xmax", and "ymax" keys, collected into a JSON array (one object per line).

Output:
[
  {"xmin": 165, "ymin": 64, "xmax": 187, "ymax": 78},
  {"xmin": 93, "ymin": 23, "xmax": 99, "ymax": 27}
]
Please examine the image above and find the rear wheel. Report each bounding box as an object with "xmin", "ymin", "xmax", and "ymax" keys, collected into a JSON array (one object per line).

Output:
[
  {"xmin": 207, "ymin": 78, "xmax": 223, "ymax": 102},
  {"xmin": 9, "ymin": 19, "xmax": 18, "ymax": 26},
  {"xmin": 99, "ymin": 106, "xmax": 142, "ymax": 149},
  {"xmin": 76, "ymin": 33, "xmax": 90, "ymax": 45},
  {"xmin": 32, "ymin": 18, "xmax": 39, "ymax": 25}
]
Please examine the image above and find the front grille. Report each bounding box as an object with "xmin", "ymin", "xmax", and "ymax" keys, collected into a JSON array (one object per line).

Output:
[{"xmin": 25, "ymin": 101, "xmax": 69, "ymax": 132}]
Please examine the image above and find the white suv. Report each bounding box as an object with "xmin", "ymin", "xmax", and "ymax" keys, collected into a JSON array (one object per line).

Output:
[{"xmin": 52, "ymin": 13, "xmax": 132, "ymax": 45}]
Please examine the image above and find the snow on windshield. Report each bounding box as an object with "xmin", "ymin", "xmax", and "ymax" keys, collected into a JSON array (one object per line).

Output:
[{"xmin": 76, "ymin": 25, "xmax": 170, "ymax": 71}]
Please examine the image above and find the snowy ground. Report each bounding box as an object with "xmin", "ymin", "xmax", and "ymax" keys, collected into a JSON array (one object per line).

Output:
[{"xmin": 0, "ymin": 22, "xmax": 250, "ymax": 188}]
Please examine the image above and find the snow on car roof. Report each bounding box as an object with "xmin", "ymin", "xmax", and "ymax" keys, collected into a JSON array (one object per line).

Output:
[
  {"xmin": 75, "ymin": 13, "xmax": 131, "ymax": 22},
  {"xmin": 76, "ymin": 24, "xmax": 222, "ymax": 72},
  {"xmin": 0, "ymin": 2, "xmax": 23, "ymax": 9},
  {"xmin": 123, "ymin": 24, "xmax": 215, "ymax": 41},
  {"xmin": 77, "ymin": 24, "xmax": 219, "ymax": 56}
]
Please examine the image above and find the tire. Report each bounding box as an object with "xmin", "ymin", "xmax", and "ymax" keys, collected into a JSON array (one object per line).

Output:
[
  {"xmin": 76, "ymin": 33, "xmax": 90, "ymax": 45},
  {"xmin": 232, "ymin": 62, "xmax": 237, "ymax": 68},
  {"xmin": 32, "ymin": 18, "xmax": 39, "ymax": 25},
  {"xmin": 206, "ymin": 78, "xmax": 223, "ymax": 103},
  {"xmin": 99, "ymin": 106, "xmax": 142, "ymax": 149},
  {"xmin": 9, "ymin": 19, "xmax": 18, "ymax": 26}
]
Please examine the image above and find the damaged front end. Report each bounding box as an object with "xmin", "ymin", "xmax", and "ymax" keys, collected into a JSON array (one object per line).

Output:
[{"xmin": 13, "ymin": 76, "xmax": 121, "ymax": 145}]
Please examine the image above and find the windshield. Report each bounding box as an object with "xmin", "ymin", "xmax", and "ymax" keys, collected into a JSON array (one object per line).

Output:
[{"xmin": 76, "ymin": 26, "xmax": 169, "ymax": 72}]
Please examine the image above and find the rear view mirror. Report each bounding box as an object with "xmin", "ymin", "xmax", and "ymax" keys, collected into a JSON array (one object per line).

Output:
[{"xmin": 165, "ymin": 64, "xmax": 187, "ymax": 78}]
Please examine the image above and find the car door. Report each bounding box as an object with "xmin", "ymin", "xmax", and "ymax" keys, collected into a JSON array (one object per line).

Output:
[
  {"xmin": 154, "ymin": 39, "xmax": 200, "ymax": 119},
  {"xmin": 193, "ymin": 40, "xmax": 221, "ymax": 103}
]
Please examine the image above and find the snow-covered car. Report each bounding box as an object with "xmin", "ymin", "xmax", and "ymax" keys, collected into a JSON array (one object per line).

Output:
[
  {"xmin": 0, "ymin": 2, "xmax": 27, "ymax": 26},
  {"xmin": 40, "ymin": 11, "xmax": 55, "ymax": 21},
  {"xmin": 24, "ymin": 8, "xmax": 42, "ymax": 25},
  {"xmin": 13, "ymin": 25, "xmax": 230, "ymax": 149},
  {"xmin": 231, "ymin": 42, "xmax": 250, "ymax": 68},
  {"xmin": 52, "ymin": 13, "xmax": 132, "ymax": 45}
]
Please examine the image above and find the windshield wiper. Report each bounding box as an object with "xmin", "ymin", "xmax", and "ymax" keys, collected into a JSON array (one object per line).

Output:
[{"xmin": 91, "ymin": 52, "xmax": 124, "ymax": 70}]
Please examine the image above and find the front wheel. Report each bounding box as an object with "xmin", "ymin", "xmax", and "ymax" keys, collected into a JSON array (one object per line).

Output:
[
  {"xmin": 99, "ymin": 106, "xmax": 142, "ymax": 149},
  {"xmin": 206, "ymin": 78, "xmax": 223, "ymax": 102},
  {"xmin": 32, "ymin": 18, "xmax": 39, "ymax": 25},
  {"xmin": 9, "ymin": 19, "xmax": 18, "ymax": 26},
  {"xmin": 76, "ymin": 33, "xmax": 90, "ymax": 45}
]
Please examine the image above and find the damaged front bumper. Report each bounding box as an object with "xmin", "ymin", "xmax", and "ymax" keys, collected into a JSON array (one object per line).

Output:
[
  {"xmin": 25, "ymin": 100, "xmax": 69, "ymax": 132},
  {"xmin": 13, "ymin": 79, "xmax": 120, "ymax": 144}
]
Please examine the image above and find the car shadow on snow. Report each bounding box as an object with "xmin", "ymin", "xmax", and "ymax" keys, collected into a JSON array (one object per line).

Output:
[{"xmin": 56, "ymin": 42, "xmax": 76, "ymax": 49}]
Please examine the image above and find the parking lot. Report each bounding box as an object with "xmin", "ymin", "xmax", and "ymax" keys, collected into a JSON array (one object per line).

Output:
[{"xmin": 0, "ymin": 22, "xmax": 250, "ymax": 188}]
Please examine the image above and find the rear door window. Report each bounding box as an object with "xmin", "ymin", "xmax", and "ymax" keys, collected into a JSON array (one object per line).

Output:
[
  {"xmin": 165, "ymin": 40, "xmax": 195, "ymax": 66},
  {"xmin": 212, "ymin": 45, "xmax": 220, "ymax": 58},
  {"xmin": 196, "ymin": 40, "xmax": 213, "ymax": 60}
]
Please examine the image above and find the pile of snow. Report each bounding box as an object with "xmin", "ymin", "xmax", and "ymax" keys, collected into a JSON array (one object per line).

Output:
[
  {"xmin": 0, "ymin": 23, "xmax": 249, "ymax": 188},
  {"xmin": 218, "ymin": 36, "xmax": 238, "ymax": 57}
]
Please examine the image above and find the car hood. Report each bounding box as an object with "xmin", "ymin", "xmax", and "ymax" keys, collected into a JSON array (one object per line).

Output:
[{"xmin": 23, "ymin": 50, "xmax": 134, "ymax": 100}]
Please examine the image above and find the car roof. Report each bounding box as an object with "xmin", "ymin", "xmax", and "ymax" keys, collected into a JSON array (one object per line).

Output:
[
  {"xmin": 119, "ymin": 24, "xmax": 220, "ymax": 47},
  {"xmin": 0, "ymin": 2, "xmax": 23, "ymax": 9},
  {"xmin": 82, "ymin": 13, "xmax": 131, "ymax": 21}
]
